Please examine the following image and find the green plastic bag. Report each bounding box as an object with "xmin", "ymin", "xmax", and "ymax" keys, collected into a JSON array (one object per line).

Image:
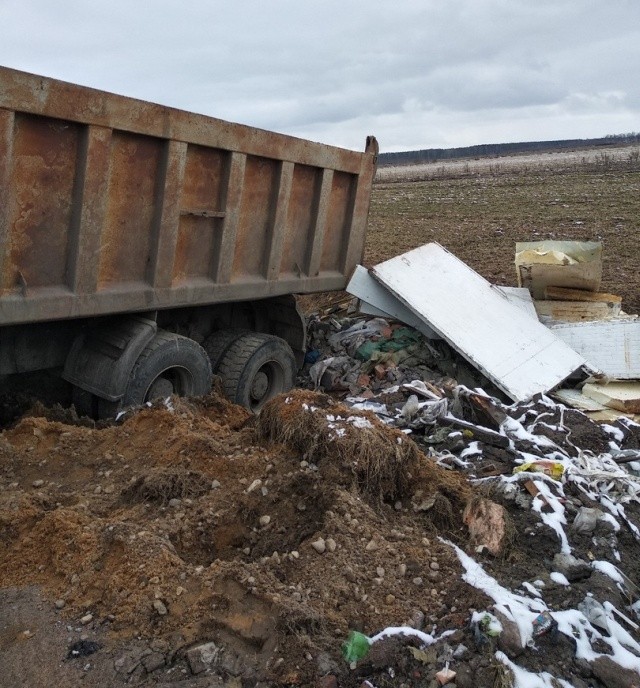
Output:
[
  {"xmin": 341, "ymin": 630, "xmax": 371, "ymax": 663},
  {"xmin": 354, "ymin": 327, "xmax": 421, "ymax": 362}
]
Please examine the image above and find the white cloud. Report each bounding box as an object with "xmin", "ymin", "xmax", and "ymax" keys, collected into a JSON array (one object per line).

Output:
[{"xmin": 0, "ymin": 0, "xmax": 638, "ymax": 151}]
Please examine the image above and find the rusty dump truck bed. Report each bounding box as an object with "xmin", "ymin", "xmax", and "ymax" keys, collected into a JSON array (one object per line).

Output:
[{"xmin": 0, "ymin": 66, "xmax": 378, "ymax": 326}]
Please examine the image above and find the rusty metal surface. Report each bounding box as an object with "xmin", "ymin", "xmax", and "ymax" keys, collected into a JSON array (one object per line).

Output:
[
  {"xmin": 0, "ymin": 66, "xmax": 378, "ymax": 326},
  {"xmin": 6, "ymin": 114, "xmax": 80, "ymax": 291},
  {"xmin": 0, "ymin": 66, "xmax": 364, "ymax": 173}
]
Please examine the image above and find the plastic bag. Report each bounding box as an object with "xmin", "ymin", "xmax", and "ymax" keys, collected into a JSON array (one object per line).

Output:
[{"xmin": 341, "ymin": 630, "xmax": 371, "ymax": 663}]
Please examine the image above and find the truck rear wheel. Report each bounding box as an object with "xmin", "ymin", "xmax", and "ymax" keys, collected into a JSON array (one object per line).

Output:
[
  {"xmin": 216, "ymin": 333, "xmax": 296, "ymax": 412},
  {"xmin": 122, "ymin": 331, "xmax": 212, "ymax": 408},
  {"xmin": 71, "ymin": 387, "xmax": 98, "ymax": 419},
  {"xmin": 202, "ymin": 329, "xmax": 248, "ymax": 372}
]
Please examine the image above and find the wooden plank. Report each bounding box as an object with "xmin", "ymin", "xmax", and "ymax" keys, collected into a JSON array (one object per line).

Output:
[
  {"xmin": 346, "ymin": 265, "xmax": 439, "ymax": 338},
  {"xmin": 524, "ymin": 480, "xmax": 549, "ymax": 506},
  {"xmin": 550, "ymin": 319, "xmax": 640, "ymax": 378},
  {"xmin": 371, "ymin": 243, "xmax": 587, "ymax": 402},
  {"xmin": 544, "ymin": 286, "xmax": 622, "ymax": 304},
  {"xmin": 583, "ymin": 381, "xmax": 640, "ymax": 414},
  {"xmin": 534, "ymin": 299, "xmax": 621, "ymax": 322}
]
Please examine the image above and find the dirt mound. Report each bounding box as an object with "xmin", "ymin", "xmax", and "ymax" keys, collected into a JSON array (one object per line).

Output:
[
  {"xmin": 256, "ymin": 389, "xmax": 420, "ymax": 502},
  {"xmin": 0, "ymin": 392, "xmax": 480, "ymax": 686},
  {"xmin": 3, "ymin": 385, "xmax": 640, "ymax": 686}
]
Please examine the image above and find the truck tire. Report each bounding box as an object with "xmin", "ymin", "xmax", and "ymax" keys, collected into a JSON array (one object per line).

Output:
[
  {"xmin": 202, "ymin": 329, "xmax": 248, "ymax": 372},
  {"xmin": 216, "ymin": 333, "xmax": 296, "ymax": 412},
  {"xmin": 72, "ymin": 386, "xmax": 98, "ymax": 418},
  {"xmin": 72, "ymin": 387, "xmax": 120, "ymax": 420},
  {"xmin": 122, "ymin": 331, "xmax": 212, "ymax": 409}
]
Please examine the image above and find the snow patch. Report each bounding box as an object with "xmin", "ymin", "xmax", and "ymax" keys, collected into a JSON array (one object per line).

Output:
[{"xmin": 550, "ymin": 572, "xmax": 570, "ymax": 586}]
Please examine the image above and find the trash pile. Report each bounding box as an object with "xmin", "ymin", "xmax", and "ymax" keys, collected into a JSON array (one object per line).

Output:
[
  {"xmin": 298, "ymin": 313, "xmax": 640, "ymax": 686},
  {"xmin": 283, "ymin": 240, "xmax": 640, "ymax": 686},
  {"xmin": 320, "ymin": 240, "xmax": 640, "ymax": 420},
  {"xmin": 2, "ymin": 241, "xmax": 640, "ymax": 687},
  {"xmin": 516, "ymin": 240, "xmax": 640, "ymax": 422}
]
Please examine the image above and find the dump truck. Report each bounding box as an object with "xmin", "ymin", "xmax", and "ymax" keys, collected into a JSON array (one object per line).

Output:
[{"xmin": 0, "ymin": 66, "xmax": 378, "ymax": 415}]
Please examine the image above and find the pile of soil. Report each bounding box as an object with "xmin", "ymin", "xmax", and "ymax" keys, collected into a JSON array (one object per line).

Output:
[
  {"xmin": 2, "ymin": 388, "xmax": 640, "ymax": 687},
  {"xmin": 0, "ymin": 393, "xmax": 480, "ymax": 687}
]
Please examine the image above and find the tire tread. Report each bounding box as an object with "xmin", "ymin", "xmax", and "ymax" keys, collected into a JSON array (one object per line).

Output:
[{"xmin": 217, "ymin": 333, "xmax": 295, "ymax": 408}]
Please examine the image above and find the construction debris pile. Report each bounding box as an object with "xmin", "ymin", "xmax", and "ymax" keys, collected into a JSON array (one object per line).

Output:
[{"xmin": 1, "ymin": 241, "xmax": 640, "ymax": 687}]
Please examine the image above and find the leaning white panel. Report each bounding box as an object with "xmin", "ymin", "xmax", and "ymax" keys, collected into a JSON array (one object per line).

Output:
[
  {"xmin": 371, "ymin": 243, "xmax": 587, "ymax": 401},
  {"xmin": 496, "ymin": 286, "xmax": 538, "ymax": 319},
  {"xmin": 347, "ymin": 265, "xmax": 439, "ymax": 339}
]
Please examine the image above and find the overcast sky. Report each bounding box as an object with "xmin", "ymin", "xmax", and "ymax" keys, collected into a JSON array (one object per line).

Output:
[{"xmin": 0, "ymin": 1, "xmax": 638, "ymax": 152}]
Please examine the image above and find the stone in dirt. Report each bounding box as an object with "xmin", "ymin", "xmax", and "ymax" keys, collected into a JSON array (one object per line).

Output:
[
  {"xmin": 495, "ymin": 611, "xmax": 524, "ymax": 658},
  {"xmin": 311, "ymin": 538, "xmax": 326, "ymax": 553},
  {"xmin": 552, "ymin": 552, "xmax": 592, "ymax": 582},
  {"xmin": 152, "ymin": 599, "xmax": 168, "ymax": 616},
  {"xmin": 316, "ymin": 675, "xmax": 338, "ymax": 688},
  {"xmin": 141, "ymin": 651, "xmax": 165, "ymax": 672},
  {"xmin": 186, "ymin": 642, "xmax": 221, "ymax": 675},
  {"xmin": 591, "ymin": 656, "xmax": 640, "ymax": 688}
]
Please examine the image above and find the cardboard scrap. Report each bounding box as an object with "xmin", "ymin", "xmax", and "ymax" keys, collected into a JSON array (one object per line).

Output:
[
  {"xmin": 582, "ymin": 381, "xmax": 640, "ymax": 414},
  {"xmin": 534, "ymin": 299, "xmax": 622, "ymax": 322},
  {"xmin": 515, "ymin": 241, "xmax": 602, "ymax": 299}
]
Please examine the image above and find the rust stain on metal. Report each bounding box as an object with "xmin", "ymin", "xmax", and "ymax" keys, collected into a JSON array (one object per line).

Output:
[
  {"xmin": 9, "ymin": 114, "xmax": 79, "ymax": 290},
  {"xmin": 98, "ymin": 132, "xmax": 162, "ymax": 287},
  {"xmin": 0, "ymin": 65, "xmax": 378, "ymax": 325}
]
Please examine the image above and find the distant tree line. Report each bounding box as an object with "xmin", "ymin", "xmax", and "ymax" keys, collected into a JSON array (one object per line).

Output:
[{"xmin": 378, "ymin": 132, "xmax": 640, "ymax": 167}]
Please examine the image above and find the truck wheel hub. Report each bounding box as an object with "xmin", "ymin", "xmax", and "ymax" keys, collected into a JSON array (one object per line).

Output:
[
  {"xmin": 147, "ymin": 376, "xmax": 175, "ymax": 400},
  {"xmin": 250, "ymin": 371, "xmax": 269, "ymax": 400}
]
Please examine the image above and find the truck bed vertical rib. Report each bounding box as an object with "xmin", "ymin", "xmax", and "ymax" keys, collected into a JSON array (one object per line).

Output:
[
  {"xmin": 305, "ymin": 168, "xmax": 333, "ymax": 278},
  {"xmin": 150, "ymin": 140, "xmax": 187, "ymax": 288},
  {"xmin": 0, "ymin": 110, "xmax": 13, "ymax": 293},
  {"xmin": 67, "ymin": 125, "xmax": 112, "ymax": 294},
  {"xmin": 265, "ymin": 161, "xmax": 294, "ymax": 281},
  {"xmin": 342, "ymin": 152, "xmax": 377, "ymax": 273},
  {"xmin": 213, "ymin": 152, "xmax": 246, "ymax": 284}
]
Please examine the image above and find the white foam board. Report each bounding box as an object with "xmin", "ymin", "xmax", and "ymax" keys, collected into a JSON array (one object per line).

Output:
[
  {"xmin": 346, "ymin": 265, "xmax": 439, "ymax": 339},
  {"xmin": 371, "ymin": 243, "xmax": 587, "ymax": 401},
  {"xmin": 496, "ymin": 286, "xmax": 538, "ymax": 319},
  {"xmin": 550, "ymin": 319, "xmax": 640, "ymax": 379}
]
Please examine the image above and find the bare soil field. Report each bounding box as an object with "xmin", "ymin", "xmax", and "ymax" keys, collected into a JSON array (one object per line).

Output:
[{"xmin": 367, "ymin": 144, "xmax": 640, "ymax": 315}]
